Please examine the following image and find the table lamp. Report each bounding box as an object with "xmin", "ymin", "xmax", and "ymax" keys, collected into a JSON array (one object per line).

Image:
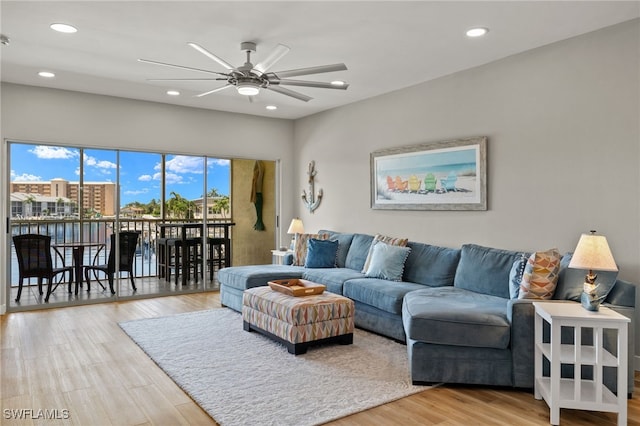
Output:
[
  {"xmin": 568, "ymin": 230, "xmax": 618, "ymax": 311},
  {"xmin": 287, "ymin": 218, "xmax": 305, "ymax": 250}
]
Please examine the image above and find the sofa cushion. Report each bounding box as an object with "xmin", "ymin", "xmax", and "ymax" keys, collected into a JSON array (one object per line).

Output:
[
  {"xmin": 361, "ymin": 234, "xmax": 409, "ymax": 273},
  {"xmin": 302, "ymin": 268, "xmax": 365, "ymax": 295},
  {"xmin": 364, "ymin": 241, "xmax": 411, "ymax": 281},
  {"xmin": 404, "ymin": 242, "xmax": 460, "ymax": 287},
  {"xmin": 304, "ymin": 238, "xmax": 338, "ymax": 268},
  {"xmin": 518, "ymin": 248, "xmax": 561, "ymax": 300},
  {"xmin": 403, "ymin": 287, "xmax": 511, "ymax": 349},
  {"xmin": 217, "ymin": 265, "xmax": 304, "ymax": 291},
  {"xmin": 343, "ymin": 278, "xmax": 426, "ymax": 315},
  {"xmin": 554, "ymin": 252, "xmax": 618, "ymax": 301},
  {"xmin": 454, "ymin": 244, "xmax": 525, "ymax": 298},
  {"xmin": 344, "ymin": 234, "xmax": 375, "ymax": 272}
]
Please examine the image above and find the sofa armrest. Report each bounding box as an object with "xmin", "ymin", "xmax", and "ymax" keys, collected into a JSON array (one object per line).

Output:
[
  {"xmin": 507, "ymin": 299, "xmax": 575, "ymax": 389},
  {"xmin": 283, "ymin": 253, "xmax": 294, "ymax": 265},
  {"xmin": 606, "ymin": 279, "xmax": 636, "ymax": 307}
]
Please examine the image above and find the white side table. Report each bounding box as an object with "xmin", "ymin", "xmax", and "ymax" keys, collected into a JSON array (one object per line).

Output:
[
  {"xmin": 271, "ymin": 249, "xmax": 293, "ymax": 265},
  {"xmin": 533, "ymin": 302, "xmax": 629, "ymax": 426}
]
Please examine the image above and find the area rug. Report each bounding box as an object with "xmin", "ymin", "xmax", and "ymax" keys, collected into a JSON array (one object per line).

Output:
[{"xmin": 119, "ymin": 308, "xmax": 429, "ymax": 426}]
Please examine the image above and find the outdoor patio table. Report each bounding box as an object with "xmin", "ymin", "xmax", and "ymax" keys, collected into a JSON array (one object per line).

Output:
[{"xmin": 52, "ymin": 241, "xmax": 105, "ymax": 293}]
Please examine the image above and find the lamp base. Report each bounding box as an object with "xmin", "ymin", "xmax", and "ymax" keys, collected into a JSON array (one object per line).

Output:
[{"xmin": 580, "ymin": 291, "xmax": 604, "ymax": 311}]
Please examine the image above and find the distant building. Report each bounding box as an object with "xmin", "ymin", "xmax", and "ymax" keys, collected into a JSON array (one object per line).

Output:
[
  {"xmin": 192, "ymin": 197, "xmax": 230, "ymax": 219},
  {"xmin": 10, "ymin": 192, "xmax": 74, "ymax": 218},
  {"xmin": 10, "ymin": 178, "xmax": 116, "ymax": 217}
]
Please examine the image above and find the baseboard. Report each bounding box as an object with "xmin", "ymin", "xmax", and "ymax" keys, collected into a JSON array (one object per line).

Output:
[{"xmin": 0, "ymin": 303, "xmax": 6, "ymax": 315}]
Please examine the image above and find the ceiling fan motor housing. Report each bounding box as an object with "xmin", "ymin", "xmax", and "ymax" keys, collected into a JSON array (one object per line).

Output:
[{"xmin": 240, "ymin": 41, "xmax": 257, "ymax": 52}]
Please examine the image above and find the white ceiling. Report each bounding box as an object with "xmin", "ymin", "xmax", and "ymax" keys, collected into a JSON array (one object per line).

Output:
[{"xmin": 1, "ymin": 1, "xmax": 638, "ymax": 120}]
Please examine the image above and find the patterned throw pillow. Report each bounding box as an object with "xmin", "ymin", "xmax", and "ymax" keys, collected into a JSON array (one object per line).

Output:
[
  {"xmin": 361, "ymin": 234, "xmax": 409, "ymax": 273},
  {"xmin": 292, "ymin": 233, "xmax": 329, "ymax": 266},
  {"xmin": 518, "ymin": 248, "xmax": 561, "ymax": 300}
]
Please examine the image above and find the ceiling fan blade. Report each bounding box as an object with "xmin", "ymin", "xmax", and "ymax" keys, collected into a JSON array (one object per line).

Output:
[
  {"xmin": 195, "ymin": 85, "xmax": 233, "ymax": 98},
  {"xmin": 187, "ymin": 42, "xmax": 236, "ymax": 71},
  {"xmin": 267, "ymin": 85, "xmax": 312, "ymax": 102},
  {"xmin": 252, "ymin": 44, "xmax": 290, "ymax": 75},
  {"xmin": 138, "ymin": 59, "xmax": 229, "ymax": 77},
  {"xmin": 269, "ymin": 63, "xmax": 347, "ymax": 79},
  {"xmin": 147, "ymin": 78, "xmax": 228, "ymax": 81},
  {"xmin": 271, "ymin": 79, "xmax": 349, "ymax": 90}
]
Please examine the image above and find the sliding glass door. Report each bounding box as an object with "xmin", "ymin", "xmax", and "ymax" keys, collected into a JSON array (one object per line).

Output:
[{"xmin": 6, "ymin": 141, "xmax": 233, "ymax": 312}]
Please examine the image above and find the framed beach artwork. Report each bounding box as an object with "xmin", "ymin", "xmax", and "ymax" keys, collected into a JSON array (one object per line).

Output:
[{"xmin": 370, "ymin": 136, "xmax": 487, "ymax": 211}]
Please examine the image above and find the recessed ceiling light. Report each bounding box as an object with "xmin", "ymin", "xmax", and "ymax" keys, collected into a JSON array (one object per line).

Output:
[
  {"xmin": 266, "ymin": 105, "xmax": 277, "ymax": 110},
  {"xmin": 167, "ymin": 90, "xmax": 180, "ymax": 96},
  {"xmin": 331, "ymin": 80, "xmax": 346, "ymax": 87},
  {"xmin": 466, "ymin": 27, "xmax": 488, "ymax": 38},
  {"xmin": 38, "ymin": 71, "xmax": 55, "ymax": 78},
  {"xmin": 50, "ymin": 23, "xmax": 78, "ymax": 34}
]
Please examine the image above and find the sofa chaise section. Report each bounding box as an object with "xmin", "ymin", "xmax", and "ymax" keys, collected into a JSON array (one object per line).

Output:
[{"xmin": 219, "ymin": 265, "xmax": 304, "ymax": 312}]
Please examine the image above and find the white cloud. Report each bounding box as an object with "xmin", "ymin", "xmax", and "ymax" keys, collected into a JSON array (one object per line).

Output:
[
  {"xmin": 165, "ymin": 155, "xmax": 205, "ymax": 174},
  {"xmin": 208, "ymin": 158, "xmax": 230, "ymax": 167},
  {"xmin": 29, "ymin": 146, "xmax": 79, "ymax": 159},
  {"xmin": 165, "ymin": 172, "xmax": 183, "ymax": 185},
  {"xmin": 138, "ymin": 174, "xmax": 152, "ymax": 181},
  {"xmin": 11, "ymin": 170, "xmax": 42, "ymax": 181},
  {"xmin": 84, "ymin": 154, "xmax": 117, "ymax": 170},
  {"xmin": 124, "ymin": 189, "xmax": 148, "ymax": 195}
]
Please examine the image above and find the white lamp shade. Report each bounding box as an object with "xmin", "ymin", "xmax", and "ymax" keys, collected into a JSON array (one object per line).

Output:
[
  {"xmin": 568, "ymin": 233, "xmax": 618, "ymax": 272},
  {"xmin": 287, "ymin": 218, "xmax": 305, "ymax": 235}
]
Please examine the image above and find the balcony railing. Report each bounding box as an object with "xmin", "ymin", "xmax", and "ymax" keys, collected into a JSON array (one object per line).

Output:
[{"xmin": 9, "ymin": 217, "xmax": 233, "ymax": 287}]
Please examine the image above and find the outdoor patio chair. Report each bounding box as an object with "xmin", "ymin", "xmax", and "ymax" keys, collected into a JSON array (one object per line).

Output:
[
  {"xmin": 12, "ymin": 234, "xmax": 74, "ymax": 303},
  {"xmin": 84, "ymin": 231, "xmax": 140, "ymax": 294}
]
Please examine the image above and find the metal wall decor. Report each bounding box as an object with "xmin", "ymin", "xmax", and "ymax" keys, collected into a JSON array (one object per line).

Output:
[{"xmin": 302, "ymin": 161, "xmax": 323, "ymax": 213}]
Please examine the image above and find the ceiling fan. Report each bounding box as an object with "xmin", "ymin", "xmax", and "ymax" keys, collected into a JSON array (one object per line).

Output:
[{"xmin": 139, "ymin": 41, "xmax": 349, "ymax": 102}]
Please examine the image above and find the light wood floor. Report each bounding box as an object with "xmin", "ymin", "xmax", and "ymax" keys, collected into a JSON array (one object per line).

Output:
[{"xmin": 1, "ymin": 292, "xmax": 638, "ymax": 425}]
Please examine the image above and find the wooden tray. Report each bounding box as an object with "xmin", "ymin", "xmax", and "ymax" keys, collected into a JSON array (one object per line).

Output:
[{"xmin": 268, "ymin": 279, "xmax": 326, "ymax": 297}]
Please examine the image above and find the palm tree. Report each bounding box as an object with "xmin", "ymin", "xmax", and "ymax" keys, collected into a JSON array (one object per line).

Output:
[
  {"xmin": 23, "ymin": 195, "xmax": 36, "ymax": 218},
  {"xmin": 167, "ymin": 191, "xmax": 196, "ymax": 219},
  {"xmin": 206, "ymin": 188, "xmax": 221, "ymax": 198},
  {"xmin": 56, "ymin": 197, "xmax": 65, "ymax": 215},
  {"xmin": 212, "ymin": 196, "xmax": 230, "ymax": 218}
]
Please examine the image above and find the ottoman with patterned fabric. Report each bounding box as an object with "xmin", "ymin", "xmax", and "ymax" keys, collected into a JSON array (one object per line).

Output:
[{"xmin": 242, "ymin": 286, "xmax": 355, "ymax": 355}]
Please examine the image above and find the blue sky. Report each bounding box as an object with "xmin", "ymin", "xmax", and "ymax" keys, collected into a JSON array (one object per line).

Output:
[
  {"xmin": 375, "ymin": 145, "xmax": 477, "ymax": 174},
  {"xmin": 10, "ymin": 144, "xmax": 230, "ymax": 206}
]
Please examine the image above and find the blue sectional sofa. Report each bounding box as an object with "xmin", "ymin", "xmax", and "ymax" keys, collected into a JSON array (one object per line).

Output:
[{"xmin": 218, "ymin": 230, "xmax": 636, "ymax": 394}]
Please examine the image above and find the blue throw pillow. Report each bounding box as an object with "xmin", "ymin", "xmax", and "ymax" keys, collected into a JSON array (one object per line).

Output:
[
  {"xmin": 305, "ymin": 238, "xmax": 338, "ymax": 268},
  {"xmin": 365, "ymin": 241, "xmax": 411, "ymax": 281}
]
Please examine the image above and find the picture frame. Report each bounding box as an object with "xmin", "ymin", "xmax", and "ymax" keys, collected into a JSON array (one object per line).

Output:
[{"xmin": 370, "ymin": 136, "xmax": 487, "ymax": 211}]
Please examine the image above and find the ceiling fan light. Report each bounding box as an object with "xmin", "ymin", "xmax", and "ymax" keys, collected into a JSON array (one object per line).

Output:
[
  {"xmin": 50, "ymin": 23, "xmax": 78, "ymax": 33},
  {"xmin": 466, "ymin": 27, "xmax": 489, "ymax": 38},
  {"xmin": 237, "ymin": 82, "xmax": 260, "ymax": 96}
]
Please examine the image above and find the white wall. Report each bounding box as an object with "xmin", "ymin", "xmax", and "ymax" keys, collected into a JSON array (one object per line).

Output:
[
  {"xmin": 293, "ymin": 21, "xmax": 640, "ymax": 357},
  {"xmin": 0, "ymin": 84, "xmax": 295, "ymax": 312}
]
